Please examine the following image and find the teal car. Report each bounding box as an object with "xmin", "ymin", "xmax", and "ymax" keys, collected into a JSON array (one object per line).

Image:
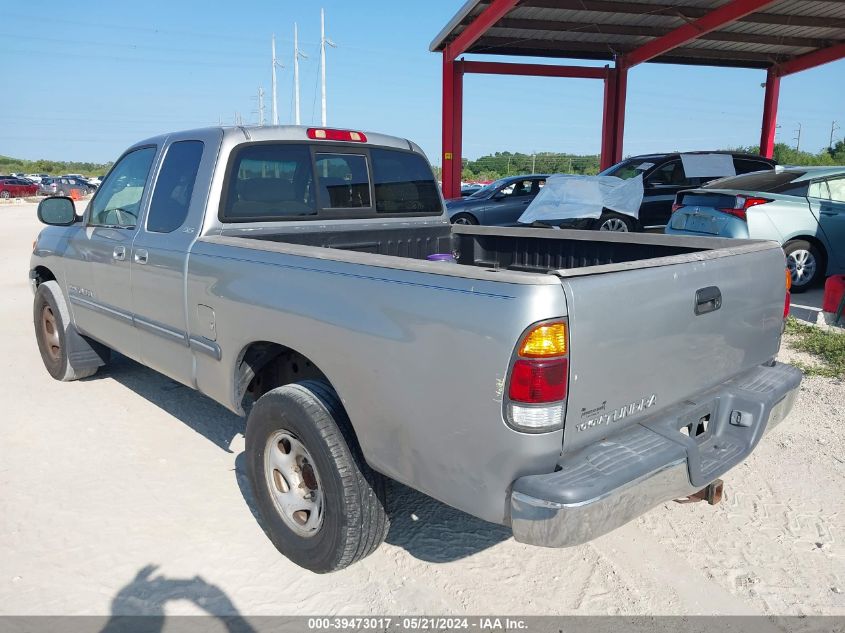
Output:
[{"xmin": 666, "ymin": 167, "xmax": 845, "ymax": 292}]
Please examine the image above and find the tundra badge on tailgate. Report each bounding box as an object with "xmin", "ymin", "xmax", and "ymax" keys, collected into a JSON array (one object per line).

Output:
[{"xmin": 576, "ymin": 394, "xmax": 657, "ymax": 432}]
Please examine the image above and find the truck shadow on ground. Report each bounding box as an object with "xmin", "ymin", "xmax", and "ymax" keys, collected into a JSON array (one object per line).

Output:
[
  {"xmin": 93, "ymin": 354, "xmax": 510, "ymax": 564},
  {"xmin": 100, "ymin": 564, "xmax": 255, "ymax": 633}
]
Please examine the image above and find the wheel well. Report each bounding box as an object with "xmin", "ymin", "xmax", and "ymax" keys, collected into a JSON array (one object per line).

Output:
[
  {"xmin": 451, "ymin": 211, "xmax": 477, "ymax": 223},
  {"xmin": 236, "ymin": 342, "xmax": 330, "ymax": 411},
  {"xmin": 784, "ymin": 235, "xmax": 828, "ymax": 270},
  {"xmin": 32, "ymin": 266, "xmax": 56, "ymax": 286}
]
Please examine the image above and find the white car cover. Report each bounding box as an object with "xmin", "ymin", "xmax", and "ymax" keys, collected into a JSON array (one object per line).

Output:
[{"xmin": 518, "ymin": 173, "xmax": 644, "ymax": 224}]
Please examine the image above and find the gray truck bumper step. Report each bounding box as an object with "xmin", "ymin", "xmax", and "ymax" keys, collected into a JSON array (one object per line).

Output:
[{"xmin": 510, "ymin": 362, "xmax": 802, "ymax": 548}]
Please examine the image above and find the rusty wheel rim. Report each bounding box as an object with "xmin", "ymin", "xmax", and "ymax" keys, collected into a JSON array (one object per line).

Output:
[{"xmin": 40, "ymin": 304, "xmax": 61, "ymax": 362}]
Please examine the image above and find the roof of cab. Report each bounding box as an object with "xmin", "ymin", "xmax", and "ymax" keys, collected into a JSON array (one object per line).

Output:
[{"xmin": 130, "ymin": 125, "xmax": 418, "ymax": 153}]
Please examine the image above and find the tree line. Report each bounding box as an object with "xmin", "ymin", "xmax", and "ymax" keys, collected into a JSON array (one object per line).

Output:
[{"xmin": 0, "ymin": 155, "xmax": 113, "ymax": 177}]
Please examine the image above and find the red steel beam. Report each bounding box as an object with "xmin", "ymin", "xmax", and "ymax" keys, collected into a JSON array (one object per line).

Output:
[
  {"xmin": 600, "ymin": 68, "xmax": 617, "ymax": 170},
  {"xmin": 451, "ymin": 65, "xmax": 464, "ymax": 198},
  {"xmin": 444, "ymin": 0, "xmax": 519, "ymax": 60},
  {"xmin": 775, "ymin": 42, "xmax": 845, "ymax": 77},
  {"xmin": 623, "ymin": 0, "xmax": 779, "ymax": 68},
  {"xmin": 441, "ymin": 55, "xmax": 457, "ymax": 199},
  {"xmin": 461, "ymin": 60, "xmax": 607, "ymax": 79},
  {"xmin": 759, "ymin": 68, "xmax": 780, "ymax": 159},
  {"xmin": 612, "ymin": 66, "xmax": 628, "ymax": 163}
]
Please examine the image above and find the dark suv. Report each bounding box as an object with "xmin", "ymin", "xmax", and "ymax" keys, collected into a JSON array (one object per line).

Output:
[{"xmin": 598, "ymin": 151, "xmax": 776, "ymax": 230}]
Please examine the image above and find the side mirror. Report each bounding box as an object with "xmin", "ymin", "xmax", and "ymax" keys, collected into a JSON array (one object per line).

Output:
[{"xmin": 37, "ymin": 196, "xmax": 77, "ymax": 226}]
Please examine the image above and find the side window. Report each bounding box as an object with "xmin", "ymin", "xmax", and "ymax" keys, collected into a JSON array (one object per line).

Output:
[
  {"xmin": 147, "ymin": 141, "xmax": 204, "ymax": 233},
  {"xmin": 499, "ymin": 179, "xmax": 533, "ymax": 197},
  {"xmin": 89, "ymin": 147, "xmax": 156, "ymax": 228},
  {"xmin": 314, "ymin": 153, "xmax": 371, "ymax": 209},
  {"xmin": 808, "ymin": 181, "xmax": 831, "ymax": 200},
  {"xmin": 223, "ymin": 144, "xmax": 316, "ymax": 221},
  {"xmin": 532, "ymin": 179, "xmax": 546, "ymax": 194},
  {"xmin": 647, "ymin": 160, "xmax": 694, "ymax": 187},
  {"xmin": 734, "ymin": 159, "xmax": 772, "ymax": 175},
  {"xmin": 826, "ymin": 178, "xmax": 845, "ymax": 203}
]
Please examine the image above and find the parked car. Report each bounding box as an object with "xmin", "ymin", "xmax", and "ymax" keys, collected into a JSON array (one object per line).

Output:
[
  {"xmin": 666, "ymin": 166, "xmax": 845, "ymax": 291},
  {"xmin": 40, "ymin": 177, "xmax": 94, "ymax": 197},
  {"xmin": 25, "ymin": 174, "xmax": 47, "ymax": 184},
  {"xmin": 597, "ymin": 152, "xmax": 777, "ymax": 230},
  {"xmin": 30, "ymin": 125, "xmax": 799, "ymax": 573},
  {"xmin": 446, "ymin": 174, "xmax": 549, "ymax": 225},
  {"xmin": 87, "ymin": 175, "xmax": 103, "ymax": 186},
  {"xmin": 460, "ymin": 183, "xmax": 482, "ymax": 197},
  {"xmin": 0, "ymin": 176, "xmax": 39, "ymax": 198}
]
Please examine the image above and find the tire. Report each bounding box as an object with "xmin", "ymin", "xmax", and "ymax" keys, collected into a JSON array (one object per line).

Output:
[
  {"xmin": 784, "ymin": 239, "xmax": 824, "ymax": 293},
  {"xmin": 33, "ymin": 280, "xmax": 99, "ymax": 381},
  {"xmin": 0, "ymin": 190, "xmax": 10, "ymax": 199},
  {"xmin": 451, "ymin": 213, "xmax": 478, "ymax": 225},
  {"xmin": 593, "ymin": 211, "xmax": 635, "ymax": 232},
  {"xmin": 245, "ymin": 380, "xmax": 389, "ymax": 573}
]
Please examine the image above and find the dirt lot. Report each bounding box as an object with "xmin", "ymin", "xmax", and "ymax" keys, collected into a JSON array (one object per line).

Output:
[{"xmin": 1, "ymin": 201, "xmax": 843, "ymax": 617}]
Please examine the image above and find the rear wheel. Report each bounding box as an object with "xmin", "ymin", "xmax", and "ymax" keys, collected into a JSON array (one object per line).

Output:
[
  {"xmin": 0, "ymin": 190, "xmax": 10, "ymax": 199},
  {"xmin": 451, "ymin": 213, "xmax": 478, "ymax": 226},
  {"xmin": 784, "ymin": 239, "xmax": 824, "ymax": 292},
  {"xmin": 594, "ymin": 212, "xmax": 635, "ymax": 232},
  {"xmin": 245, "ymin": 380, "xmax": 389, "ymax": 573}
]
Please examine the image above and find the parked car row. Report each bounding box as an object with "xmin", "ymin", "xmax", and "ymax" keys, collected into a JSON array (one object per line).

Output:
[
  {"xmin": 444, "ymin": 151, "xmax": 843, "ymax": 291},
  {"xmin": 0, "ymin": 173, "xmax": 101, "ymax": 198}
]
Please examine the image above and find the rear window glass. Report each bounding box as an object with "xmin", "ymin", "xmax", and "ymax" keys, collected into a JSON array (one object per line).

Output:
[
  {"xmin": 371, "ymin": 149, "xmax": 440, "ymax": 214},
  {"xmin": 703, "ymin": 170, "xmax": 807, "ymax": 194},
  {"xmin": 314, "ymin": 153, "xmax": 371, "ymax": 208},
  {"xmin": 147, "ymin": 140, "xmax": 204, "ymax": 233},
  {"xmin": 223, "ymin": 144, "xmax": 316, "ymax": 221}
]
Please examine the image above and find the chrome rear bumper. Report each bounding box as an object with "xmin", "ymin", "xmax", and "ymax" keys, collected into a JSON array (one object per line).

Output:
[{"xmin": 510, "ymin": 362, "xmax": 802, "ymax": 548}]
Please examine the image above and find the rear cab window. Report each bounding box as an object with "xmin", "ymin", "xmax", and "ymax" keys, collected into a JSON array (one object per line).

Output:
[
  {"xmin": 146, "ymin": 140, "xmax": 204, "ymax": 233},
  {"xmin": 221, "ymin": 142, "xmax": 442, "ymax": 222}
]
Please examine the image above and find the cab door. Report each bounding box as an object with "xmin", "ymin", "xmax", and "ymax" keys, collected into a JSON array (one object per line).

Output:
[
  {"xmin": 640, "ymin": 159, "xmax": 698, "ymax": 228},
  {"xmin": 486, "ymin": 178, "xmax": 536, "ymax": 226},
  {"xmin": 67, "ymin": 146, "xmax": 158, "ymax": 360},
  {"xmin": 130, "ymin": 131, "xmax": 219, "ymax": 387}
]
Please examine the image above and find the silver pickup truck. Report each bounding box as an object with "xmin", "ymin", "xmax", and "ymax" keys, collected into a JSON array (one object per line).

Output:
[{"xmin": 30, "ymin": 126, "xmax": 802, "ymax": 573}]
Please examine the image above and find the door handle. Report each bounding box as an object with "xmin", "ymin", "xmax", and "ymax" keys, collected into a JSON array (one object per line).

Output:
[
  {"xmin": 820, "ymin": 211, "xmax": 837, "ymax": 216},
  {"xmin": 134, "ymin": 249, "xmax": 149, "ymax": 265},
  {"xmin": 112, "ymin": 246, "xmax": 126, "ymax": 261}
]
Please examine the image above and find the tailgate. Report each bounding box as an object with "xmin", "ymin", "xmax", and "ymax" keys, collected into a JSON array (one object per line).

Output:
[{"xmin": 557, "ymin": 243, "xmax": 786, "ymax": 452}]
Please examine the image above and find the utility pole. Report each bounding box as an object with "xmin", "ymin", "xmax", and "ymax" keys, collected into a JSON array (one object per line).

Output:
[
  {"xmin": 320, "ymin": 8, "xmax": 337, "ymax": 127},
  {"xmin": 254, "ymin": 86, "xmax": 266, "ymax": 126},
  {"xmin": 271, "ymin": 34, "xmax": 283, "ymax": 126},
  {"xmin": 830, "ymin": 121, "xmax": 841, "ymax": 149},
  {"xmin": 531, "ymin": 152, "xmax": 536, "ymax": 173},
  {"xmin": 294, "ymin": 23, "xmax": 308, "ymax": 125},
  {"xmin": 793, "ymin": 122, "xmax": 802, "ymax": 151}
]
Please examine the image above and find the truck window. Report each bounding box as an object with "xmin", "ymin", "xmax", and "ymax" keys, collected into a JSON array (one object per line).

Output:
[
  {"xmin": 314, "ymin": 153, "xmax": 371, "ymax": 209},
  {"xmin": 223, "ymin": 144, "xmax": 316, "ymax": 221},
  {"xmin": 147, "ymin": 141, "xmax": 204, "ymax": 233},
  {"xmin": 371, "ymin": 149, "xmax": 440, "ymax": 214},
  {"xmin": 89, "ymin": 146, "xmax": 157, "ymax": 228}
]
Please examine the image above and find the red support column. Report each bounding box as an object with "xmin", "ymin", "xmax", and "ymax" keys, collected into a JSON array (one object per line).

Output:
[
  {"xmin": 612, "ymin": 64, "xmax": 628, "ymax": 164},
  {"xmin": 441, "ymin": 53, "xmax": 457, "ymax": 199},
  {"xmin": 600, "ymin": 67, "xmax": 617, "ymax": 170},
  {"xmin": 760, "ymin": 68, "xmax": 780, "ymax": 159},
  {"xmin": 451, "ymin": 61, "xmax": 464, "ymax": 196}
]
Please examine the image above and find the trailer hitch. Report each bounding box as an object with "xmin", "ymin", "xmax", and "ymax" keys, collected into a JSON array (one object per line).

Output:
[{"xmin": 675, "ymin": 478, "xmax": 724, "ymax": 506}]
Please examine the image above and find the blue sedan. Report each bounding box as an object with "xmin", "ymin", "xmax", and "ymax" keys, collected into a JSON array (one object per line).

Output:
[
  {"xmin": 666, "ymin": 167, "xmax": 845, "ymax": 291},
  {"xmin": 446, "ymin": 175, "xmax": 549, "ymax": 226}
]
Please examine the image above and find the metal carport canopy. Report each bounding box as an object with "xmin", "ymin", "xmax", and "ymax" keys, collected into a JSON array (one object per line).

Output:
[{"xmin": 431, "ymin": 0, "xmax": 845, "ymax": 199}]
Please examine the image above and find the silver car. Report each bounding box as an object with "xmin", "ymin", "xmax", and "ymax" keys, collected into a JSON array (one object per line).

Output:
[{"xmin": 666, "ymin": 167, "xmax": 845, "ymax": 291}]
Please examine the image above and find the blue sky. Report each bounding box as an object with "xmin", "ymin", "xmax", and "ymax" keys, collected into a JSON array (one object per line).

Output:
[{"xmin": 3, "ymin": 0, "xmax": 844, "ymax": 166}]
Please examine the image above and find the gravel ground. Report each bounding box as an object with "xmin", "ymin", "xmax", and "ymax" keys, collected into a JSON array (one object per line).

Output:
[{"xmin": 1, "ymin": 202, "xmax": 843, "ymax": 617}]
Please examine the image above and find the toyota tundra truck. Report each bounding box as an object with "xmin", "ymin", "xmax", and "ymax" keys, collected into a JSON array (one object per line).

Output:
[{"xmin": 30, "ymin": 125, "xmax": 802, "ymax": 573}]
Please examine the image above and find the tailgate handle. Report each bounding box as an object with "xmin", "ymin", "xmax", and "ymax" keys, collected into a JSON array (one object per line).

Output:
[{"xmin": 695, "ymin": 286, "xmax": 722, "ymax": 315}]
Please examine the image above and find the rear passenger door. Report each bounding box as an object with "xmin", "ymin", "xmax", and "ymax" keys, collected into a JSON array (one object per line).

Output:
[
  {"xmin": 131, "ymin": 131, "xmax": 219, "ymax": 387},
  {"xmin": 809, "ymin": 176, "xmax": 845, "ymax": 268},
  {"xmin": 486, "ymin": 179, "xmax": 536, "ymax": 226}
]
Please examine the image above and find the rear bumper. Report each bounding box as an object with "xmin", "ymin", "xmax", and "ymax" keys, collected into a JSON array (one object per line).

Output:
[{"xmin": 510, "ymin": 362, "xmax": 802, "ymax": 548}]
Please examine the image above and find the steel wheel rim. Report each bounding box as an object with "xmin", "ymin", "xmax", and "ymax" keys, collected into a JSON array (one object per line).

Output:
[
  {"xmin": 0, "ymin": 191, "xmax": 9, "ymax": 199},
  {"xmin": 264, "ymin": 430, "xmax": 324, "ymax": 537},
  {"xmin": 453, "ymin": 216, "xmax": 472, "ymax": 225},
  {"xmin": 600, "ymin": 217, "xmax": 629, "ymax": 232},
  {"xmin": 787, "ymin": 249, "xmax": 816, "ymax": 287},
  {"xmin": 40, "ymin": 304, "xmax": 61, "ymax": 361}
]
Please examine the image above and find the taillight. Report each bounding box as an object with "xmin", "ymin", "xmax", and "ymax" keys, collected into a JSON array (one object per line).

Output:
[
  {"xmin": 784, "ymin": 267, "xmax": 791, "ymax": 319},
  {"xmin": 306, "ymin": 128, "xmax": 367, "ymax": 142},
  {"xmin": 717, "ymin": 195, "xmax": 772, "ymax": 221},
  {"xmin": 506, "ymin": 320, "xmax": 568, "ymax": 433}
]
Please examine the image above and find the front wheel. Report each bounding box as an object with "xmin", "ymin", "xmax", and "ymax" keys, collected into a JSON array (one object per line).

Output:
[
  {"xmin": 784, "ymin": 239, "xmax": 824, "ymax": 292},
  {"xmin": 0, "ymin": 190, "xmax": 10, "ymax": 199},
  {"xmin": 451, "ymin": 213, "xmax": 478, "ymax": 225},
  {"xmin": 245, "ymin": 380, "xmax": 389, "ymax": 573},
  {"xmin": 594, "ymin": 212, "xmax": 635, "ymax": 232}
]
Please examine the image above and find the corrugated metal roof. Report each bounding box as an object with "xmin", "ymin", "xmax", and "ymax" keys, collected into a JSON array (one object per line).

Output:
[{"xmin": 430, "ymin": 0, "xmax": 845, "ymax": 69}]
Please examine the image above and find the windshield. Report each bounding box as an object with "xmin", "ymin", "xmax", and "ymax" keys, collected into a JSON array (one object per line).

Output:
[
  {"xmin": 599, "ymin": 158, "xmax": 657, "ymax": 180},
  {"xmin": 468, "ymin": 178, "xmax": 509, "ymax": 198}
]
